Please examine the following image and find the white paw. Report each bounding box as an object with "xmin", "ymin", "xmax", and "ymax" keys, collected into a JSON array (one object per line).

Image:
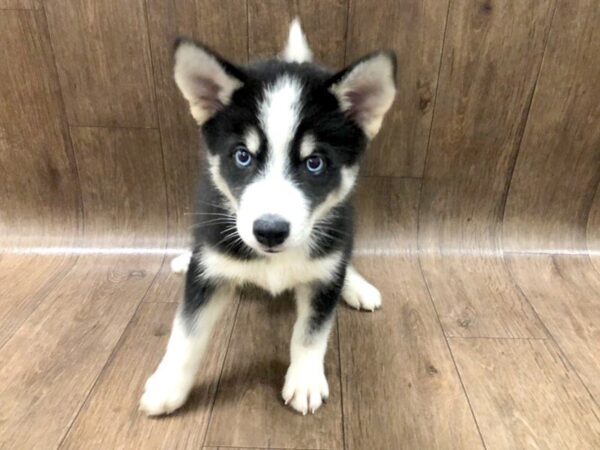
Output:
[
  {"xmin": 343, "ymin": 278, "xmax": 382, "ymax": 311},
  {"xmin": 139, "ymin": 368, "xmax": 193, "ymax": 416},
  {"xmin": 170, "ymin": 251, "xmax": 191, "ymax": 274},
  {"xmin": 282, "ymin": 361, "xmax": 329, "ymax": 415}
]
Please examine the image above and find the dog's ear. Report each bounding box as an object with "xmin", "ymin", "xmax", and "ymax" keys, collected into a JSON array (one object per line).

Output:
[
  {"xmin": 329, "ymin": 51, "xmax": 397, "ymax": 139},
  {"xmin": 173, "ymin": 38, "xmax": 245, "ymax": 125},
  {"xmin": 281, "ymin": 18, "xmax": 313, "ymax": 63}
]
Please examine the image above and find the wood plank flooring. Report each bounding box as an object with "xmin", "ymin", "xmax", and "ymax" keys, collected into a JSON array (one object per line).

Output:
[{"xmin": 1, "ymin": 179, "xmax": 599, "ymax": 449}]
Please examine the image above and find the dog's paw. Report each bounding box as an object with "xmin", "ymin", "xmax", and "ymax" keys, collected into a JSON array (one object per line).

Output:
[
  {"xmin": 170, "ymin": 251, "xmax": 191, "ymax": 274},
  {"xmin": 343, "ymin": 277, "xmax": 382, "ymax": 311},
  {"xmin": 139, "ymin": 368, "xmax": 193, "ymax": 416},
  {"xmin": 282, "ymin": 361, "xmax": 329, "ymax": 415}
]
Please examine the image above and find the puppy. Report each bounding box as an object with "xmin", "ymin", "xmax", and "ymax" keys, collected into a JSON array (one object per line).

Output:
[{"xmin": 140, "ymin": 19, "xmax": 396, "ymax": 416}]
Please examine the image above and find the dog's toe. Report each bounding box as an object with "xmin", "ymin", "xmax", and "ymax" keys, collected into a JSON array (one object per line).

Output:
[
  {"xmin": 139, "ymin": 370, "xmax": 192, "ymax": 416},
  {"xmin": 282, "ymin": 362, "xmax": 329, "ymax": 415}
]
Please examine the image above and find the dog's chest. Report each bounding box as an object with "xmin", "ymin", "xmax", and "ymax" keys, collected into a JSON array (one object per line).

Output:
[{"xmin": 200, "ymin": 248, "xmax": 341, "ymax": 295}]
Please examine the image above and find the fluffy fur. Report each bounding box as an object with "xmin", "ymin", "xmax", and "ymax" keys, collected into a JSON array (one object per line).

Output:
[{"xmin": 140, "ymin": 19, "xmax": 396, "ymax": 416}]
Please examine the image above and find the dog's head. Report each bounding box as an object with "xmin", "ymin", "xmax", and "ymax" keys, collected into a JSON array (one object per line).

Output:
[{"xmin": 174, "ymin": 20, "xmax": 396, "ymax": 256}]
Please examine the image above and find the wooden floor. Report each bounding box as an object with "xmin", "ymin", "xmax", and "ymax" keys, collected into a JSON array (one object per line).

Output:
[
  {"xmin": 2, "ymin": 0, "xmax": 600, "ymax": 448},
  {"xmin": 0, "ymin": 179, "xmax": 599, "ymax": 450}
]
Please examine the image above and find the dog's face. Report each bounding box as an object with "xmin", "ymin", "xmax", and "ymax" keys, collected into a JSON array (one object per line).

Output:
[{"xmin": 174, "ymin": 20, "xmax": 396, "ymax": 255}]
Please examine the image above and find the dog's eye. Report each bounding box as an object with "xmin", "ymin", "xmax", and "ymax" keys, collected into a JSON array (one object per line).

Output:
[
  {"xmin": 234, "ymin": 146, "xmax": 252, "ymax": 168},
  {"xmin": 305, "ymin": 155, "xmax": 325, "ymax": 174}
]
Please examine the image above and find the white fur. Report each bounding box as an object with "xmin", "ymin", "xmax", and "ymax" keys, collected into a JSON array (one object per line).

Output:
[
  {"xmin": 244, "ymin": 127, "xmax": 261, "ymax": 154},
  {"xmin": 169, "ymin": 253, "xmax": 381, "ymax": 310},
  {"xmin": 342, "ymin": 264, "xmax": 382, "ymax": 310},
  {"xmin": 170, "ymin": 251, "xmax": 192, "ymax": 274},
  {"xmin": 208, "ymin": 154, "xmax": 238, "ymax": 210},
  {"xmin": 236, "ymin": 76, "xmax": 309, "ymax": 253},
  {"xmin": 282, "ymin": 284, "xmax": 331, "ymax": 414},
  {"xmin": 140, "ymin": 284, "xmax": 234, "ymax": 416},
  {"xmin": 330, "ymin": 53, "xmax": 396, "ymax": 138},
  {"xmin": 174, "ymin": 42, "xmax": 242, "ymax": 125},
  {"xmin": 199, "ymin": 247, "xmax": 342, "ymax": 296},
  {"xmin": 311, "ymin": 166, "xmax": 358, "ymax": 225},
  {"xmin": 299, "ymin": 133, "xmax": 316, "ymax": 159},
  {"xmin": 282, "ymin": 18, "xmax": 313, "ymax": 63}
]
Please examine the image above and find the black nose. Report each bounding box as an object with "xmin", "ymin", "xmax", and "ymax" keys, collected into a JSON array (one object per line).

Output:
[{"xmin": 253, "ymin": 214, "xmax": 290, "ymax": 248}]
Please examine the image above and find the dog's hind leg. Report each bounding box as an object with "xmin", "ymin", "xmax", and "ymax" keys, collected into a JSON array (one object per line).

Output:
[
  {"xmin": 341, "ymin": 264, "xmax": 382, "ymax": 311},
  {"xmin": 140, "ymin": 255, "xmax": 233, "ymax": 416}
]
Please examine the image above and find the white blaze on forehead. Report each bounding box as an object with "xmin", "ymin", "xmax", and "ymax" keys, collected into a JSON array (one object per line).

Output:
[
  {"xmin": 259, "ymin": 75, "xmax": 303, "ymax": 172},
  {"xmin": 236, "ymin": 76, "xmax": 308, "ymax": 252},
  {"xmin": 244, "ymin": 127, "xmax": 260, "ymax": 154},
  {"xmin": 299, "ymin": 133, "xmax": 316, "ymax": 159}
]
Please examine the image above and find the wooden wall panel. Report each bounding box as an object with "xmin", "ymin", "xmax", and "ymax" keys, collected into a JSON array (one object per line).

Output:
[
  {"xmin": 419, "ymin": 0, "xmax": 556, "ymax": 253},
  {"xmin": 0, "ymin": 10, "xmax": 80, "ymax": 248},
  {"xmin": 44, "ymin": 0, "xmax": 157, "ymax": 127},
  {"xmin": 346, "ymin": 0, "xmax": 449, "ymax": 177},
  {"xmin": 146, "ymin": 0, "xmax": 248, "ymax": 246},
  {"xmin": 248, "ymin": 0, "xmax": 347, "ymax": 68},
  {"xmin": 340, "ymin": 178, "xmax": 483, "ymax": 449},
  {"xmin": 418, "ymin": 0, "xmax": 555, "ymax": 338},
  {"xmin": 503, "ymin": 0, "xmax": 600, "ymax": 253},
  {"xmin": 0, "ymin": 0, "xmax": 41, "ymax": 9},
  {"xmin": 69, "ymin": 127, "xmax": 168, "ymax": 247},
  {"xmin": 588, "ymin": 187, "xmax": 600, "ymax": 273}
]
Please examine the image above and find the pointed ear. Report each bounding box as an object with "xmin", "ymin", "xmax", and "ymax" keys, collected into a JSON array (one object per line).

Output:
[
  {"xmin": 173, "ymin": 38, "xmax": 245, "ymax": 125},
  {"xmin": 281, "ymin": 18, "xmax": 313, "ymax": 63},
  {"xmin": 329, "ymin": 51, "xmax": 397, "ymax": 139}
]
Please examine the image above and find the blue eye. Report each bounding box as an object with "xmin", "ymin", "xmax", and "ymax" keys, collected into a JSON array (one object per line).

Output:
[
  {"xmin": 234, "ymin": 146, "xmax": 252, "ymax": 168},
  {"xmin": 305, "ymin": 155, "xmax": 325, "ymax": 174}
]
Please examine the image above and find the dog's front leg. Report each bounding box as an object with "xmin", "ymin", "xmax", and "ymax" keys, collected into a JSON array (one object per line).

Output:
[
  {"xmin": 140, "ymin": 256, "xmax": 234, "ymax": 416},
  {"xmin": 282, "ymin": 270, "xmax": 344, "ymax": 415}
]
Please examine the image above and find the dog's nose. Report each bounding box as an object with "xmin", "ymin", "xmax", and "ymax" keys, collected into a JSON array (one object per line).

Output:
[{"xmin": 253, "ymin": 215, "xmax": 290, "ymax": 248}]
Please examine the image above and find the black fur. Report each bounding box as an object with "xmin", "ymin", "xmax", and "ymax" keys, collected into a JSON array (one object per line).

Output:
[{"xmin": 178, "ymin": 38, "xmax": 394, "ymax": 333}]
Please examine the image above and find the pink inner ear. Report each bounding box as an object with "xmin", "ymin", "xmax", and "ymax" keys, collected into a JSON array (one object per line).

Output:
[
  {"xmin": 344, "ymin": 83, "xmax": 383, "ymax": 123},
  {"xmin": 192, "ymin": 75, "xmax": 224, "ymax": 113}
]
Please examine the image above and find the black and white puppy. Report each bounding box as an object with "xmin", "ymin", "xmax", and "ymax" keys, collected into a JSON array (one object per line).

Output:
[{"xmin": 140, "ymin": 20, "xmax": 396, "ymax": 416}]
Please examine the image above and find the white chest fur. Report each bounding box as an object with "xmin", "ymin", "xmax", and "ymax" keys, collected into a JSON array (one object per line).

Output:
[{"xmin": 199, "ymin": 247, "xmax": 342, "ymax": 295}]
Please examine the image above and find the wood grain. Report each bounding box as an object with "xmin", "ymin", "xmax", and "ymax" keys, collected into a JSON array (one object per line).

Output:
[
  {"xmin": 339, "ymin": 256, "xmax": 484, "ymax": 450},
  {"xmin": 44, "ymin": 0, "xmax": 157, "ymax": 127},
  {"xmin": 204, "ymin": 289, "xmax": 343, "ymax": 449},
  {"xmin": 0, "ymin": 10, "xmax": 80, "ymax": 248},
  {"xmin": 589, "ymin": 187, "xmax": 600, "ymax": 273},
  {"xmin": 346, "ymin": 0, "xmax": 450, "ymax": 177},
  {"xmin": 341, "ymin": 178, "xmax": 482, "ymax": 449},
  {"xmin": 503, "ymin": 0, "xmax": 600, "ymax": 253},
  {"xmin": 0, "ymin": 254, "xmax": 77, "ymax": 348},
  {"xmin": 419, "ymin": 0, "xmax": 555, "ymax": 253},
  {"xmin": 62, "ymin": 297, "xmax": 239, "ymax": 449},
  {"xmin": 146, "ymin": 0, "xmax": 248, "ymax": 247},
  {"xmin": 418, "ymin": 0, "xmax": 555, "ymax": 338},
  {"xmin": 450, "ymin": 338, "xmax": 600, "ymax": 449},
  {"xmin": 69, "ymin": 127, "xmax": 168, "ymax": 247},
  {"xmin": 419, "ymin": 255, "xmax": 546, "ymax": 338},
  {"xmin": 0, "ymin": 254, "xmax": 163, "ymax": 449},
  {"xmin": 0, "ymin": 0, "xmax": 41, "ymax": 9},
  {"xmin": 353, "ymin": 177, "xmax": 420, "ymax": 255},
  {"xmin": 507, "ymin": 254, "xmax": 600, "ymax": 401},
  {"xmin": 248, "ymin": 0, "xmax": 347, "ymax": 68}
]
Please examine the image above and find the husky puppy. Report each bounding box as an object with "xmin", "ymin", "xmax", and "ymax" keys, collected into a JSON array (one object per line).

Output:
[{"xmin": 140, "ymin": 19, "xmax": 396, "ymax": 416}]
